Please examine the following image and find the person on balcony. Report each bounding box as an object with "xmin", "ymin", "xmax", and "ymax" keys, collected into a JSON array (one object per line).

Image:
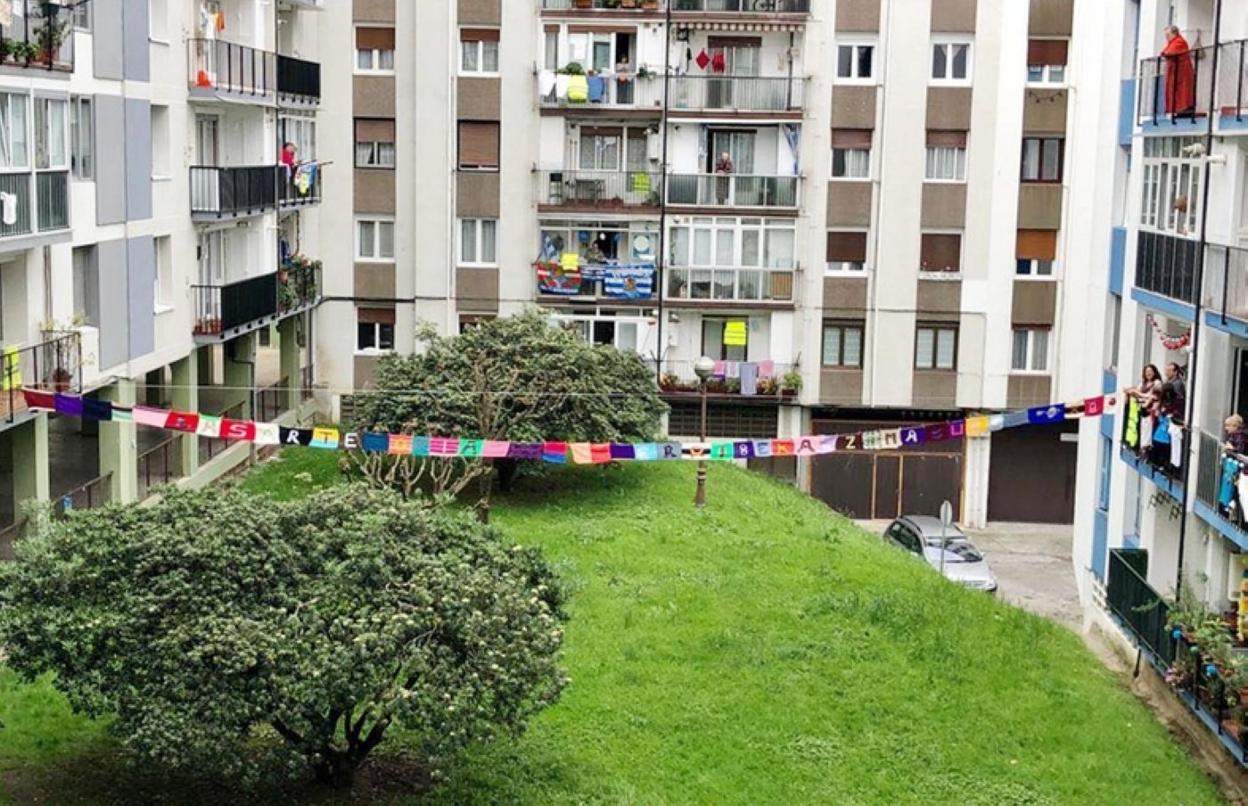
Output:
[
  {"xmin": 1226, "ymin": 415, "xmax": 1248, "ymax": 457},
  {"xmin": 1163, "ymin": 362, "xmax": 1187, "ymax": 416},
  {"xmin": 281, "ymin": 142, "xmax": 298, "ymax": 195},
  {"xmin": 1161, "ymin": 25, "xmax": 1197, "ymax": 117},
  {"xmin": 714, "ymin": 151, "xmax": 734, "ymax": 205},
  {"xmin": 1126, "ymin": 364, "xmax": 1163, "ymax": 454},
  {"xmin": 615, "ymin": 56, "xmax": 634, "ymax": 105}
]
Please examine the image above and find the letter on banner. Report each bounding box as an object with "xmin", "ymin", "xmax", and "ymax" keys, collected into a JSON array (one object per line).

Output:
[
  {"xmin": 341, "ymin": 432, "xmax": 360, "ymax": 451},
  {"xmin": 223, "ymin": 419, "xmax": 256, "ymax": 442},
  {"xmin": 965, "ymin": 417, "xmax": 989, "ymax": 438},
  {"xmin": 948, "ymin": 420, "xmax": 965, "ymax": 439},
  {"xmin": 772, "ymin": 440, "xmax": 795, "ymax": 456},
  {"xmin": 753, "ymin": 439, "xmax": 773, "ymax": 458},
  {"xmin": 795, "ymin": 438, "xmax": 818, "ymax": 456},
  {"xmin": 733, "ymin": 441, "xmax": 754, "ymax": 459},
  {"xmin": 901, "ymin": 428, "xmax": 925, "ymax": 446},
  {"xmin": 661, "ymin": 442, "xmax": 683, "ymax": 460},
  {"xmin": 879, "ymin": 429, "xmax": 902, "ymax": 450}
]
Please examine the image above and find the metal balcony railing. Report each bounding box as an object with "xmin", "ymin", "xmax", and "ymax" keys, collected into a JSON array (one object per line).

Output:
[
  {"xmin": 667, "ymin": 173, "xmax": 800, "ymax": 209},
  {"xmin": 536, "ymin": 169, "xmax": 662, "ymax": 208},
  {"xmin": 279, "ymin": 258, "xmax": 322, "ymax": 314},
  {"xmin": 190, "ymin": 165, "xmax": 279, "ymax": 218},
  {"xmin": 193, "ymin": 273, "xmax": 279, "ymax": 337},
  {"xmin": 668, "ymin": 75, "xmax": 803, "ymax": 112},
  {"xmin": 277, "ymin": 163, "xmax": 323, "ymax": 207},
  {"xmin": 538, "ymin": 72, "xmax": 665, "ymax": 109},
  {"xmin": 1106, "ymin": 548, "xmax": 1176, "ymax": 665},
  {"xmin": 0, "ymin": 331, "xmax": 81, "ymax": 424},
  {"xmin": 35, "ymin": 170, "xmax": 68, "ymax": 231},
  {"xmin": 0, "ymin": 0, "xmax": 75, "ymax": 72},
  {"xmin": 1204, "ymin": 242, "xmax": 1248, "ymax": 325},
  {"xmin": 1134, "ymin": 230, "xmax": 1200, "ymax": 306},
  {"xmin": 188, "ymin": 37, "xmax": 276, "ymax": 99},
  {"xmin": 540, "ymin": 0, "xmax": 661, "ymax": 8},
  {"xmin": 277, "ymin": 54, "xmax": 321, "ymax": 103},
  {"xmin": 665, "ymin": 265, "xmax": 795, "ymax": 303},
  {"xmin": 1195, "ymin": 430, "xmax": 1248, "ymax": 538},
  {"xmin": 536, "ymin": 260, "xmax": 656, "ymax": 300},
  {"xmin": 1137, "ymin": 45, "xmax": 1215, "ymax": 125},
  {"xmin": 0, "ymin": 173, "xmax": 34, "ymax": 239}
]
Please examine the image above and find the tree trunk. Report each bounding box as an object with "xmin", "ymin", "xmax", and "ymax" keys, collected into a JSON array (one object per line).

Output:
[
  {"xmin": 497, "ymin": 459, "xmax": 518, "ymax": 493},
  {"xmin": 475, "ymin": 461, "xmax": 495, "ymax": 524},
  {"xmin": 314, "ymin": 748, "xmax": 358, "ymax": 789}
]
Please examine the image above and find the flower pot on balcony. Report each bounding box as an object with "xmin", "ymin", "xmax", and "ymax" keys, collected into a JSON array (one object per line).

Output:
[
  {"xmin": 574, "ymin": 0, "xmax": 593, "ymax": 7},
  {"xmin": 52, "ymin": 368, "xmax": 72, "ymax": 393},
  {"xmin": 622, "ymin": 0, "xmax": 638, "ymax": 7}
]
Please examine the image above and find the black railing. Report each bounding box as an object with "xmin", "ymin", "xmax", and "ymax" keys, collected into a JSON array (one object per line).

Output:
[
  {"xmin": 1135, "ymin": 230, "xmax": 1200, "ymax": 306},
  {"xmin": 35, "ymin": 170, "xmax": 68, "ymax": 231},
  {"xmin": 1196, "ymin": 429, "xmax": 1248, "ymax": 537},
  {"xmin": 1, "ymin": 332, "xmax": 81, "ymax": 424},
  {"xmin": 300, "ymin": 365, "xmax": 314, "ymax": 402},
  {"xmin": 280, "ymin": 259, "xmax": 321, "ymax": 313},
  {"xmin": 538, "ymin": 72, "xmax": 666, "ymax": 108},
  {"xmin": 1204, "ymin": 242, "xmax": 1248, "ymax": 325},
  {"xmin": 668, "ymin": 75, "xmax": 803, "ymax": 112},
  {"xmin": 277, "ymin": 163, "xmax": 323, "ymax": 207},
  {"xmin": 1120, "ymin": 394, "xmax": 1186, "ymax": 483},
  {"xmin": 1138, "ymin": 44, "xmax": 1215, "ymax": 125},
  {"xmin": 136, "ymin": 436, "xmax": 182, "ymax": 501},
  {"xmin": 1106, "ymin": 548, "xmax": 1176, "ymax": 666},
  {"xmin": 277, "ymin": 54, "xmax": 320, "ymax": 102},
  {"xmin": 0, "ymin": 173, "xmax": 32, "ymax": 239},
  {"xmin": 536, "ymin": 169, "xmax": 662, "ymax": 208},
  {"xmin": 52, "ymin": 473, "xmax": 113, "ymax": 519},
  {"xmin": 198, "ymin": 402, "xmax": 246, "ymax": 465},
  {"xmin": 188, "ymin": 37, "xmax": 275, "ymax": 98},
  {"xmin": 192, "ymin": 273, "xmax": 279, "ymax": 336},
  {"xmin": 190, "ymin": 165, "xmax": 279, "ymax": 217},
  {"xmin": 257, "ymin": 377, "xmax": 289, "ymax": 422}
]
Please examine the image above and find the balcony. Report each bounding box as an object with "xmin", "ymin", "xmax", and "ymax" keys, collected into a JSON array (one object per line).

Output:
[
  {"xmin": 192, "ymin": 258, "xmax": 320, "ymax": 343},
  {"xmin": 188, "ymin": 38, "xmax": 276, "ymax": 104},
  {"xmin": 536, "ymin": 169, "xmax": 661, "ymax": 212},
  {"xmin": 1133, "ymin": 230, "xmax": 1199, "ymax": 315},
  {"xmin": 665, "ymin": 265, "xmax": 796, "ymax": 305},
  {"xmin": 667, "ymin": 173, "xmax": 800, "ymax": 210},
  {"xmin": 278, "ymin": 163, "xmax": 324, "ymax": 209},
  {"xmin": 277, "ymin": 54, "xmax": 321, "ymax": 106},
  {"xmin": 538, "ymin": 73, "xmax": 665, "ymax": 111},
  {"xmin": 672, "ymin": 0, "xmax": 810, "ymax": 13},
  {"xmin": 0, "ymin": 0, "xmax": 75, "ymax": 74},
  {"xmin": 190, "ymin": 165, "xmax": 279, "ymax": 220},
  {"xmin": 540, "ymin": 0, "xmax": 662, "ymax": 10},
  {"xmin": 0, "ymin": 332, "xmax": 81, "ymax": 431},
  {"xmin": 0, "ymin": 170, "xmax": 69, "ymax": 240},
  {"xmin": 535, "ymin": 259, "xmax": 655, "ymax": 301},
  {"xmin": 1119, "ymin": 397, "xmax": 1184, "ymax": 502},
  {"xmin": 668, "ymin": 76, "xmax": 803, "ymax": 114},
  {"xmin": 1204, "ymin": 242, "xmax": 1248, "ymax": 336},
  {"xmin": 1194, "ymin": 429, "xmax": 1248, "ymax": 550},
  {"xmin": 1137, "ymin": 45, "xmax": 1215, "ymax": 131}
]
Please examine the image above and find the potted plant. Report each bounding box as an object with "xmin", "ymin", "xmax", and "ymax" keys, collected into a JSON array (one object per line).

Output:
[
  {"xmin": 9, "ymin": 40, "xmax": 38, "ymax": 64},
  {"xmin": 641, "ymin": 0, "xmax": 659, "ymax": 8},
  {"xmin": 637, "ymin": 65, "xmax": 657, "ymax": 80},
  {"xmin": 560, "ymin": 62, "xmax": 585, "ymax": 76},
  {"xmin": 780, "ymin": 370, "xmax": 803, "ymax": 396},
  {"xmin": 35, "ymin": 3, "xmax": 70, "ymax": 65},
  {"xmin": 621, "ymin": 0, "xmax": 638, "ymax": 7}
]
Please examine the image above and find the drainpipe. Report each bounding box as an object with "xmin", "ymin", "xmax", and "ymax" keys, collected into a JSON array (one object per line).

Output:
[
  {"xmin": 1174, "ymin": 0, "xmax": 1222, "ymax": 603},
  {"xmin": 654, "ymin": 4, "xmax": 673, "ymax": 384}
]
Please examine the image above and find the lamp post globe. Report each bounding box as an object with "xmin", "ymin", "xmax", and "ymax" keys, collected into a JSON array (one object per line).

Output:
[
  {"xmin": 693, "ymin": 355, "xmax": 716, "ymax": 382},
  {"xmin": 692, "ymin": 355, "xmax": 714, "ymax": 509}
]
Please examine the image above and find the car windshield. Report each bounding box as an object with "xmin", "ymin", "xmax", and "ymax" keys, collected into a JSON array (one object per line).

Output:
[{"xmin": 925, "ymin": 539, "xmax": 982, "ymax": 563}]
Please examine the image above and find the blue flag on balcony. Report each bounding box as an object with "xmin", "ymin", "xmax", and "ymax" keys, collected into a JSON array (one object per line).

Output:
[
  {"xmin": 1027, "ymin": 404, "xmax": 1066, "ymax": 425},
  {"xmin": 603, "ymin": 264, "xmax": 654, "ymax": 300}
]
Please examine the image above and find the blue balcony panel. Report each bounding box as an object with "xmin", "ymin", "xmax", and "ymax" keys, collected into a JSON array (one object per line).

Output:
[
  {"xmin": 1119, "ymin": 78, "xmax": 1135, "ymax": 146},
  {"xmin": 1131, "ymin": 287, "xmax": 1195, "ymax": 322},
  {"xmin": 1205, "ymin": 309, "xmax": 1248, "ymax": 340},
  {"xmin": 1120, "ymin": 445, "xmax": 1184, "ymax": 503},
  {"xmin": 1109, "ymin": 226, "xmax": 1127, "ymax": 296},
  {"xmin": 1092, "ymin": 509, "xmax": 1110, "ymax": 579},
  {"xmin": 1194, "ymin": 499, "xmax": 1248, "ymax": 552}
]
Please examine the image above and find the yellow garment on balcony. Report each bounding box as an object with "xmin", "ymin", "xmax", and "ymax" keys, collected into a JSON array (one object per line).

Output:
[
  {"xmin": 1, "ymin": 345, "xmax": 20, "ymax": 391},
  {"xmin": 631, "ymin": 172, "xmax": 651, "ymax": 193},
  {"xmin": 560, "ymin": 252, "xmax": 579, "ymax": 272},
  {"xmin": 724, "ymin": 320, "xmax": 748, "ymax": 347},
  {"xmin": 567, "ymin": 74, "xmax": 589, "ymax": 103}
]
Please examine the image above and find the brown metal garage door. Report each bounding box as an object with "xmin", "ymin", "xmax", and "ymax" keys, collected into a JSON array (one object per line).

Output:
[{"xmin": 986, "ymin": 422, "xmax": 1078, "ymax": 524}]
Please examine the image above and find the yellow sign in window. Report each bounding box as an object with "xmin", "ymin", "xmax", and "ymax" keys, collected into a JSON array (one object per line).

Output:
[{"xmin": 724, "ymin": 320, "xmax": 748, "ymax": 347}]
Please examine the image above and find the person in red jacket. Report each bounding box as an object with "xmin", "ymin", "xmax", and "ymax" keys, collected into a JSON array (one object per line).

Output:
[{"xmin": 1161, "ymin": 25, "xmax": 1196, "ymax": 117}]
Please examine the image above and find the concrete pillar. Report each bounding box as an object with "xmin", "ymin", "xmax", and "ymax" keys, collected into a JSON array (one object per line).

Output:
[
  {"xmin": 197, "ymin": 345, "xmax": 215, "ymax": 387},
  {"xmin": 223, "ymin": 332, "xmax": 256, "ymax": 419},
  {"xmin": 278, "ymin": 315, "xmax": 301, "ymax": 412},
  {"xmin": 99, "ymin": 380, "xmax": 138, "ymax": 504},
  {"xmin": 12, "ymin": 413, "xmax": 50, "ymax": 507},
  {"xmin": 171, "ymin": 354, "xmax": 199, "ymax": 477}
]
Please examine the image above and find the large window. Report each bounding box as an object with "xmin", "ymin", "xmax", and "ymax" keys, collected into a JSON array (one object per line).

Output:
[
  {"xmin": 1021, "ymin": 137, "xmax": 1063, "ymax": 182},
  {"xmin": 1011, "ymin": 327, "xmax": 1050, "ymax": 372},
  {"xmin": 354, "ymin": 118, "xmax": 395, "ymax": 168},
  {"xmin": 355, "ymin": 27, "xmax": 395, "ymax": 73},
  {"xmin": 1140, "ymin": 136, "xmax": 1201, "ymax": 236},
  {"xmin": 278, "ymin": 115, "xmax": 317, "ymax": 163},
  {"xmin": 915, "ymin": 325, "xmax": 957, "ymax": 370},
  {"xmin": 458, "ymin": 121, "xmax": 499, "ymax": 171},
  {"xmin": 459, "ymin": 218, "xmax": 498, "ymax": 265},
  {"xmin": 1027, "ymin": 38, "xmax": 1068, "ymax": 85},
  {"xmin": 702, "ymin": 317, "xmax": 749, "ymax": 362},
  {"xmin": 925, "ymin": 131, "xmax": 967, "ymax": 181},
  {"xmin": 835, "ymin": 40, "xmax": 875, "ymax": 81},
  {"xmin": 357, "ymin": 308, "xmax": 396, "ymax": 353},
  {"xmin": 69, "ymin": 96, "xmax": 92, "ymax": 180},
  {"xmin": 0, "ymin": 93, "xmax": 29, "ymax": 169},
  {"xmin": 831, "ymin": 129, "xmax": 872, "ymax": 179},
  {"xmin": 356, "ymin": 218, "xmax": 395, "ymax": 261},
  {"xmin": 34, "ymin": 97, "xmax": 68, "ymax": 171},
  {"xmin": 823, "ymin": 323, "xmax": 864, "ymax": 368},
  {"xmin": 931, "ymin": 39, "xmax": 971, "ymax": 83},
  {"xmin": 460, "ymin": 29, "xmax": 499, "ymax": 75},
  {"xmin": 667, "ymin": 217, "xmax": 794, "ymax": 301},
  {"xmin": 920, "ymin": 233, "xmax": 961, "ymax": 274},
  {"xmin": 826, "ymin": 230, "xmax": 867, "ymax": 273}
]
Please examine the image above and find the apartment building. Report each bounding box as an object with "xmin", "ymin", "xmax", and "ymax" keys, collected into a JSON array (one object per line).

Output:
[
  {"xmin": 318, "ymin": 0, "xmax": 1102, "ymax": 526},
  {"xmin": 0, "ymin": 0, "xmax": 325, "ymax": 549}
]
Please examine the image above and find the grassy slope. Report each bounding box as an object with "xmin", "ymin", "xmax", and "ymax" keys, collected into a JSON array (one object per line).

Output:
[{"xmin": 240, "ymin": 451, "xmax": 1222, "ymax": 805}]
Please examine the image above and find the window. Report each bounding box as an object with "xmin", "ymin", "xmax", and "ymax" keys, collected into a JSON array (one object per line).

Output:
[
  {"xmin": 69, "ymin": 96, "xmax": 91, "ymax": 180},
  {"xmin": 543, "ymin": 30, "xmax": 558, "ymax": 71},
  {"xmin": 354, "ymin": 118, "xmax": 395, "ymax": 168},
  {"xmin": 578, "ymin": 127, "xmax": 622, "ymax": 170},
  {"xmin": 915, "ymin": 325, "xmax": 957, "ymax": 370},
  {"xmin": 150, "ymin": 105, "xmax": 169, "ymax": 177},
  {"xmin": 1021, "ymin": 137, "xmax": 1063, "ymax": 182},
  {"xmin": 154, "ymin": 235, "xmax": 172, "ymax": 309},
  {"xmin": 826, "ymin": 230, "xmax": 867, "ymax": 273},
  {"xmin": 458, "ymin": 121, "xmax": 499, "ymax": 170},
  {"xmin": 71, "ymin": 245, "xmax": 98, "ymax": 327},
  {"xmin": 1140, "ymin": 136, "xmax": 1201, "ymax": 235},
  {"xmin": 0, "ymin": 93, "xmax": 29, "ymax": 169},
  {"xmin": 74, "ymin": 1, "xmax": 92, "ymax": 31},
  {"xmin": 665, "ymin": 217, "xmax": 796, "ymax": 300},
  {"xmin": 822, "ymin": 323, "xmax": 864, "ymax": 368},
  {"xmin": 34, "ymin": 97, "xmax": 68, "ymax": 171},
  {"xmin": 357, "ymin": 308, "xmax": 396, "ymax": 353},
  {"xmin": 831, "ymin": 129, "xmax": 872, "ymax": 179},
  {"xmin": 278, "ymin": 115, "xmax": 317, "ymax": 163},
  {"xmin": 931, "ymin": 39, "xmax": 972, "ymax": 83},
  {"xmin": 920, "ymin": 233, "xmax": 961, "ymax": 273},
  {"xmin": 1011, "ymin": 328, "xmax": 1051, "ymax": 372},
  {"xmin": 355, "ymin": 27, "xmax": 395, "ymax": 73},
  {"xmin": 925, "ymin": 131, "xmax": 967, "ymax": 181},
  {"xmin": 835, "ymin": 41, "xmax": 874, "ymax": 81},
  {"xmin": 1026, "ymin": 39, "xmax": 1068, "ymax": 84},
  {"xmin": 1015, "ymin": 258, "xmax": 1055, "ymax": 277},
  {"xmin": 148, "ymin": 0, "xmax": 167, "ymax": 40},
  {"xmin": 356, "ymin": 218, "xmax": 395, "ymax": 261},
  {"xmin": 459, "ymin": 218, "xmax": 498, "ymax": 265},
  {"xmin": 1015, "ymin": 229, "xmax": 1057, "ymax": 277},
  {"xmin": 702, "ymin": 317, "xmax": 749, "ymax": 362},
  {"xmin": 460, "ymin": 29, "xmax": 499, "ymax": 74}
]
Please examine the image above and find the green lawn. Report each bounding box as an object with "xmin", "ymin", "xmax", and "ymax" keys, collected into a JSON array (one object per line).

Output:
[{"xmin": 0, "ymin": 451, "xmax": 1224, "ymax": 803}]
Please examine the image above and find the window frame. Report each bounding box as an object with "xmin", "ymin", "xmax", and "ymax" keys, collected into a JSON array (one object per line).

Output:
[
  {"xmin": 457, "ymin": 120, "xmax": 500, "ymax": 172},
  {"xmin": 1020, "ymin": 136, "xmax": 1064, "ymax": 183},
  {"xmin": 834, "ymin": 39, "xmax": 876, "ymax": 83},
  {"xmin": 821, "ymin": 322, "xmax": 865, "ymax": 368},
  {"xmin": 34, "ymin": 95, "xmax": 69, "ymax": 172},
  {"xmin": 1027, "ymin": 63, "xmax": 1066, "ymax": 85},
  {"xmin": 1015, "ymin": 257, "xmax": 1057, "ymax": 279},
  {"xmin": 930, "ymin": 37, "xmax": 973, "ymax": 85},
  {"xmin": 925, "ymin": 144, "xmax": 967, "ymax": 182},
  {"xmin": 69, "ymin": 95, "xmax": 92, "ymax": 180},
  {"xmin": 459, "ymin": 33, "xmax": 500, "ymax": 76},
  {"xmin": 1010, "ymin": 327, "xmax": 1052, "ymax": 374},
  {"xmin": 458, "ymin": 217, "xmax": 499, "ymax": 266},
  {"xmin": 0, "ymin": 92, "xmax": 29, "ymax": 171},
  {"xmin": 914, "ymin": 324, "xmax": 958, "ymax": 371},
  {"xmin": 825, "ymin": 229, "xmax": 868, "ymax": 274},
  {"xmin": 153, "ymin": 235, "xmax": 174, "ymax": 312},
  {"xmin": 354, "ymin": 119, "xmax": 395, "ymax": 169},
  {"xmin": 919, "ymin": 231, "xmax": 963, "ymax": 276},
  {"xmin": 355, "ymin": 217, "xmax": 396, "ymax": 262},
  {"xmin": 831, "ymin": 145, "xmax": 871, "ymax": 180},
  {"xmin": 356, "ymin": 316, "xmax": 396, "ymax": 354},
  {"xmin": 354, "ymin": 26, "xmax": 396, "ymax": 75}
]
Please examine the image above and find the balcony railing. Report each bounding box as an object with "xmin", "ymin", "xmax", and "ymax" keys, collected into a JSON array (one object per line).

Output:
[
  {"xmin": 536, "ymin": 259, "xmax": 656, "ymax": 300},
  {"xmin": 1195, "ymin": 429, "xmax": 1248, "ymax": 538},
  {"xmin": 0, "ymin": 172, "xmax": 34, "ymax": 239},
  {"xmin": 277, "ymin": 54, "xmax": 321, "ymax": 103},
  {"xmin": 193, "ymin": 273, "xmax": 279, "ymax": 337},
  {"xmin": 35, "ymin": 170, "xmax": 68, "ymax": 231},
  {"xmin": 1120, "ymin": 394, "xmax": 1185, "ymax": 489},
  {"xmin": 1137, "ymin": 45, "xmax": 1215, "ymax": 126},
  {"xmin": 536, "ymin": 169, "xmax": 662, "ymax": 209},
  {"xmin": 665, "ymin": 265, "xmax": 795, "ymax": 303},
  {"xmin": 190, "ymin": 165, "xmax": 279, "ymax": 218},
  {"xmin": 301, "ymin": 365, "xmax": 315, "ymax": 402},
  {"xmin": 538, "ymin": 72, "xmax": 665, "ymax": 109},
  {"xmin": 1, "ymin": 332, "xmax": 81, "ymax": 425},
  {"xmin": 53, "ymin": 472, "xmax": 112, "ymax": 519},
  {"xmin": 188, "ymin": 38, "xmax": 276, "ymax": 100},
  {"xmin": 199, "ymin": 402, "xmax": 246, "ymax": 465},
  {"xmin": 256, "ymin": 377, "xmax": 290, "ymax": 423},
  {"xmin": 278, "ymin": 163, "xmax": 323, "ymax": 207},
  {"xmin": 667, "ymin": 174, "xmax": 800, "ymax": 209},
  {"xmin": 1106, "ymin": 548, "xmax": 1176, "ymax": 666},
  {"xmin": 136, "ymin": 436, "xmax": 183, "ymax": 502},
  {"xmin": 1135, "ymin": 230, "xmax": 1199, "ymax": 306},
  {"xmin": 1204, "ymin": 242, "xmax": 1248, "ymax": 325},
  {"xmin": 0, "ymin": 0, "xmax": 75, "ymax": 72},
  {"xmin": 279, "ymin": 257, "xmax": 322, "ymax": 314},
  {"xmin": 540, "ymin": 0, "xmax": 661, "ymax": 8},
  {"xmin": 0, "ymin": 170, "xmax": 69, "ymax": 239},
  {"xmin": 673, "ymin": 0, "xmax": 810, "ymax": 12},
  {"xmin": 668, "ymin": 75, "xmax": 803, "ymax": 112}
]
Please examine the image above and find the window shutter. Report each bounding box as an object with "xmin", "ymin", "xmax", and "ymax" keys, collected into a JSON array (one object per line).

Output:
[
  {"xmin": 920, "ymin": 234, "xmax": 961, "ymax": 271},
  {"xmin": 460, "ymin": 28, "xmax": 500, "ymax": 42},
  {"xmin": 458, "ymin": 121, "xmax": 499, "ymax": 169},
  {"xmin": 1027, "ymin": 38, "xmax": 1069, "ymax": 66},
  {"xmin": 358, "ymin": 307, "xmax": 396, "ymax": 325},
  {"xmin": 926, "ymin": 130, "xmax": 968, "ymax": 147},
  {"xmin": 356, "ymin": 27, "xmax": 395, "ymax": 50},
  {"xmin": 355, "ymin": 118, "xmax": 395, "ymax": 142},
  {"xmin": 826, "ymin": 231, "xmax": 867, "ymax": 262},
  {"xmin": 831, "ymin": 129, "xmax": 873, "ymax": 149},
  {"xmin": 1016, "ymin": 229, "xmax": 1057, "ymax": 259}
]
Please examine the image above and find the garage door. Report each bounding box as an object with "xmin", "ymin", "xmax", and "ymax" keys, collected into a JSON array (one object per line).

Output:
[{"xmin": 987, "ymin": 422, "xmax": 1078, "ymax": 523}]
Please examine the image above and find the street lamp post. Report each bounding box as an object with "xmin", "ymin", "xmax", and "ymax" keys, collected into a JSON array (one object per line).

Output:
[{"xmin": 693, "ymin": 355, "xmax": 715, "ymax": 509}]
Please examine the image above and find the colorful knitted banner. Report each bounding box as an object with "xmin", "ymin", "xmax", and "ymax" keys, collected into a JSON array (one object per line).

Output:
[{"xmin": 19, "ymin": 389, "xmax": 1116, "ymax": 465}]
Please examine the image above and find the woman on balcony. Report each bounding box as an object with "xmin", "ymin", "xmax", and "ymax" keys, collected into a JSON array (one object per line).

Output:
[
  {"xmin": 714, "ymin": 151, "xmax": 734, "ymax": 205},
  {"xmin": 1161, "ymin": 25, "xmax": 1197, "ymax": 118}
]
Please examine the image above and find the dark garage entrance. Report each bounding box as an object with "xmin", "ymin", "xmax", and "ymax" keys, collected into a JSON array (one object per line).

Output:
[{"xmin": 987, "ymin": 421, "xmax": 1078, "ymax": 524}]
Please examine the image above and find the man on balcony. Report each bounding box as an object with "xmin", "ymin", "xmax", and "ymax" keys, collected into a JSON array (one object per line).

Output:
[{"xmin": 1161, "ymin": 25, "xmax": 1196, "ymax": 118}]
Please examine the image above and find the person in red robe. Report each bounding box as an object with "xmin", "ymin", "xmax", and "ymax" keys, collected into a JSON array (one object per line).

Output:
[{"xmin": 1161, "ymin": 25, "xmax": 1196, "ymax": 117}]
